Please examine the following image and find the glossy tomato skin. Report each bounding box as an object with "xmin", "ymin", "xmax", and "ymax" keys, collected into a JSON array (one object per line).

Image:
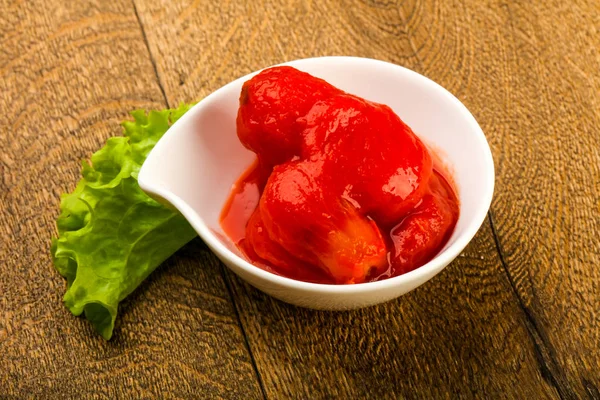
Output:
[
  {"xmin": 390, "ymin": 171, "xmax": 459, "ymax": 275},
  {"xmin": 297, "ymin": 94, "xmax": 433, "ymax": 227},
  {"xmin": 236, "ymin": 66, "xmax": 341, "ymax": 167},
  {"xmin": 221, "ymin": 66, "xmax": 460, "ymax": 284},
  {"xmin": 242, "ymin": 206, "xmax": 333, "ymax": 284},
  {"xmin": 258, "ymin": 160, "xmax": 388, "ymax": 284}
]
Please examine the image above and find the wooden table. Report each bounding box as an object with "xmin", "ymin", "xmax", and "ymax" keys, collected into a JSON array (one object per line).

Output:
[{"xmin": 1, "ymin": 0, "xmax": 599, "ymax": 398}]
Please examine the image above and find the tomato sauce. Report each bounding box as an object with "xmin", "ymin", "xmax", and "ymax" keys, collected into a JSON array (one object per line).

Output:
[
  {"xmin": 220, "ymin": 159, "xmax": 267, "ymax": 244},
  {"xmin": 220, "ymin": 66, "xmax": 459, "ymax": 284}
]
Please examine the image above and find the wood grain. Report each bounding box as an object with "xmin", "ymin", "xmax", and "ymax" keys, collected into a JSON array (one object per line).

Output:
[
  {"xmin": 131, "ymin": 0, "xmax": 423, "ymax": 106},
  {"xmin": 0, "ymin": 1, "xmax": 261, "ymax": 398},
  {"xmin": 227, "ymin": 224, "xmax": 557, "ymax": 398},
  {"xmin": 2, "ymin": 0, "xmax": 598, "ymax": 398},
  {"xmin": 391, "ymin": 0, "xmax": 600, "ymax": 397},
  {"xmin": 132, "ymin": 0, "xmax": 595, "ymax": 397}
]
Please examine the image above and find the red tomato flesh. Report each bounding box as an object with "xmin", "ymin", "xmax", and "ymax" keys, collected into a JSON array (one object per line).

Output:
[{"xmin": 220, "ymin": 66, "xmax": 459, "ymax": 284}]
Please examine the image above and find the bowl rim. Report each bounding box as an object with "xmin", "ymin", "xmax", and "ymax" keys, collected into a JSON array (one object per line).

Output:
[{"xmin": 139, "ymin": 56, "xmax": 495, "ymax": 294}]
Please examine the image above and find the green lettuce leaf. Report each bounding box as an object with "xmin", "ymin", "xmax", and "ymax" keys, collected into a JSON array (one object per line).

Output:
[{"xmin": 51, "ymin": 104, "xmax": 197, "ymax": 339}]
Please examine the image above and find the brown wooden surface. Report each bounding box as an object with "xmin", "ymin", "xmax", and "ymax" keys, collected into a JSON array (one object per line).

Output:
[{"xmin": 1, "ymin": 0, "xmax": 598, "ymax": 398}]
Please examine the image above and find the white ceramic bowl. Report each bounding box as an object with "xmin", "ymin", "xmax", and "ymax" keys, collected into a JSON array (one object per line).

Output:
[{"xmin": 138, "ymin": 56, "xmax": 494, "ymax": 310}]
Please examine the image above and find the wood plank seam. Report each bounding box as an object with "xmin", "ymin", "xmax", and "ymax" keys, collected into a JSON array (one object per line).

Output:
[
  {"xmin": 220, "ymin": 267, "xmax": 269, "ymax": 400},
  {"xmin": 1, "ymin": 0, "xmax": 264, "ymax": 396},
  {"xmin": 113, "ymin": 0, "xmax": 596, "ymax": 396},
  {"xmin": 489, "ymin": 212, "xmax": 575, "ymax": 400},
  {"xmin": 127, "ymin": 2, "xmax": 269, "ymax": 397},
  {"xmin": 488, "ymin": 1, "xmax": 599, "ymax": 397},
  {"xmin": 131, "ymin": 0, "xmax": 171, "ymax": 108},
  {"xmin": 399, "ymin": 2, "xmax": 570, "ymax": 395}
]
